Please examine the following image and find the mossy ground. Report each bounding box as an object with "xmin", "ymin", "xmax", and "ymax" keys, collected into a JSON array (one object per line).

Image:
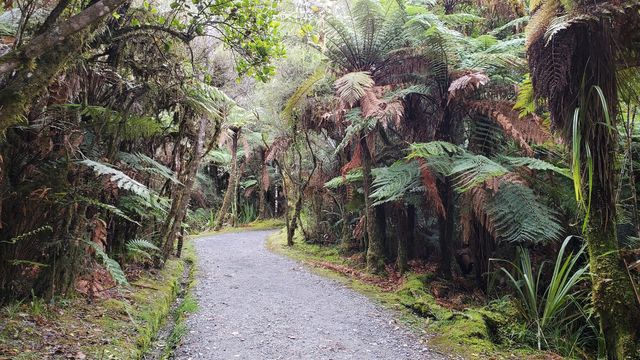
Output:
[
  {"xmin": 266, "ymin": 229, "xmax": 558, "ymax": 360},
  {"xmin": 0, "ymin": 244, "xmax": 195, "ymax": 360}
]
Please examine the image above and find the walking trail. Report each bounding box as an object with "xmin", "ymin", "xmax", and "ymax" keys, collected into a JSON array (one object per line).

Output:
[{"xmin": 174, "ymin": 230, "xmax": 447, "ymax": 360}]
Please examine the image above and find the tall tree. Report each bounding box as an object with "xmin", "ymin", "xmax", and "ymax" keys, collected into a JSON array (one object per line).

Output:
[{"xmin": 526, "ymin": 1, "xmax": 640, "ymax": 357}]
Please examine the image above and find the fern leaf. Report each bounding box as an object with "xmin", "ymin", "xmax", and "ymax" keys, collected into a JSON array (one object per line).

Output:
[
  {"xmin": 502, "ymin": 156, "xmax": 571, "ymax": 178},
  {"xmin": 450, "ymin": 153, "xmax": 509, "ymax": 192},
  {"xmin": 85, "ymin": 241, "xmax": 129, "ymax": 286},
  {"xmin": 407, "ymin": 141, "xmax": 463, "ymax": 159},
  {"xmin": 118, "ymin": 152, "xmax": 181, "ymax": 185},
  {"xmin": 74, "ymin": 195, "xmax": 141, "ymax": 225},
  {"xmin": 334, "ymin": 72, "xmax": 374, "ymax": 106},
  {"xmin": 369, "ymin": 161, "xmax": 422, "ymax": 205},
  {"xmin": 484, "ymin": 183, "xmax": 563, "ymax": 244},
  {"xmin": 80, "ymin": 159, "xmax": 151, "ymax": 199}
]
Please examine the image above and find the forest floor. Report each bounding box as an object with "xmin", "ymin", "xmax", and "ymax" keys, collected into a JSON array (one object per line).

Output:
[
  {"xmin": 0, "ymin": 246, "xmax": 195, "ymax": 360},
  {"xmin": 174, "ymin": 229, "xmax": 447, "ymax": 360}
]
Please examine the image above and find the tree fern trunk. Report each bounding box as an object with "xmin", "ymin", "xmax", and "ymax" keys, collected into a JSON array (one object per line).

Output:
[
  {"xmin": 396, "ymin": 204, "xmax": 409, "ymax": 274},
  {"xmin": 361, "ymin": 136, "xmax": 384, "ymax": 274},
  {"xmin": 438, "ymin": 179, "xmax": 453, "ymax": 279}
]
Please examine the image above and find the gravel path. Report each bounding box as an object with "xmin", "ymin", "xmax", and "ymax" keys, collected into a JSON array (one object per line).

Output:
[{"xmin": 174, "ymin": 230, "xmax": 447, "ymax": 360}]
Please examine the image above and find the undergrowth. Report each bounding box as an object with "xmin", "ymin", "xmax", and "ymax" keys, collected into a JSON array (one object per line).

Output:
[{"xmin": 0, "ymin": 246, "xmax": 193, "ymax": 359}]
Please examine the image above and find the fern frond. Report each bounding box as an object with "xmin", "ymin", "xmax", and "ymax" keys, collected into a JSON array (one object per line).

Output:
[
  {"xmin": 502, "ymin": 156, "xmax": 571, "ymax": 178},
  {"xmin": 514, "ymin": 73, "xmax": 536, "ymax": 117},
  {"xmin": 74, "ymin": 195, "xmax": 141, "ymax": 225},
  {"xmin": 334, "ymin": 71, "xmax": 374, "ymax": 106},
  {"xmin": 79, "ymin": 159, "xmax": 150, "ymax": 198},
  {"xmin": 370, "ymin": 161, "xmax": 422, "ymax": 205},
  {"xmin": 2, "ymin": 226, "xmax": 53, "ymax": 245},
  {"xmin": 450, "ymin": 153, "xmax": 509, "ymax": 192},
  {"xmin": 335, "ymin": 109, "xmax": 376, "ymax": 153},
  {"xmin": 484, "ymin": 183, "xmax": 564, "ymax": 244},
  {"xmin": 126, "ymin": 239, "xmax": 160, "ymax": 260},
  {"xmin": 282, "ymin": 66, "xmax": 327, "ymax": 124},
  {"xmin": 406, "ymin": 141, "xmax": 463, "ymax": 159},
  {"xmin": 325, "ymin": 169, "xmax": 364, "ymax": 189},
  {"xmin": 85, "ymin": 241, "xmax": 129, "ymax": 286},
  {"xmin": 118, "ymin": 152, "xmax": 181, "ymax": 184},
  {"xmin": 489, "ymin": 16, "xmax": 530, "ymax": 36}
]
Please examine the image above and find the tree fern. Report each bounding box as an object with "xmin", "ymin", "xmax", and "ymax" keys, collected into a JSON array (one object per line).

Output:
[{"xmin": 79, "ymin": 159, "xmax": 150, "ymax": 199}]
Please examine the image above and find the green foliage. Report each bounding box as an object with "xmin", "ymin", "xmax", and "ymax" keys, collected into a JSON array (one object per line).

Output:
[
  {"xmin": 80, "ymin": 159, "xmax": 151, "ymax": 199},
  {"xmin": 1, "ymin": 226, "xmax": 53, "ymax": 245},
  {"xmin": 324, "ymin": 170, "xmax": 364, "ymax": 189},
  {"xmin": 282, "ymin": 66, "xmax": 327, "ymax": 124},
  {"xmin": 370, "ymin": 161, "xmax": 422, "ymax": 205},
  {"xmin": 73, "ymin": 195, "xmax": 141, "ymax": 225},
  {"xmin": 334, "ymin": 72, "xmax": 374, "ymax": 106},
  {"xmin": 185, "ymin": 83, "xmax": 235, "ymax": 119},
  {"xmin": 501, "ymin": 156, "xmax": 571, "ymax": 178},
  {"xmin": 166, "ymin": 0, "xmax": 284, "ymax": 80},
  {"xmin": 324, "ymin": 0, "xmax": 407, "ymax": 72},
  {"xmin": 514, "ymin": 74, "xmax": 536, "ymax": 117},
  {"xmin": 334, "ymin": 109, "xmax": 376, "ymax": 153},
  {"xmin": 118, "ymin": 152, "xmax": 181, "ymax": 185},
  {"xmin": 85, "ymin": 241, "xmax": 129, "ymax": 286},
  {"xmin": 486, "ymin": 183, "xmax": 564, "ymax": 244},
  {"xmin": 497, "ymin": 236, "xmax": 590, "ymax": 353},
  {"xmin": 449, "ymin": 153, "xmax": 509, "ymax": 192},
  {"xmin": 126, "ymin": 239, "xmax": 160, "ymax": 261},
  {"xmin": 407, "ymin": 141, "xmax": 464, "ymax": 159}
]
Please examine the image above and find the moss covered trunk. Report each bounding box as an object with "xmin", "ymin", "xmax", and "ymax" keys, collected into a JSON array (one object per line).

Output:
[
  {"xmin": 161, "ymin": 116, "xmax": 208, "ymax": 258},
  {"xmin": 438, "ymin": 179, "xmax": 454, "ymax": 279},
  {"xmin": 361, "ymin": 136, "xmax": 384, "ymax": 273},
  {"xmin": 213, "ymin": 128, "xmax": 240, "ymax": 230}
]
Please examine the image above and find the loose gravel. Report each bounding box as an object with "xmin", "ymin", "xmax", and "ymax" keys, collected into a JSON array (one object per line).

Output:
[{"xmin": 173, "ymin": 230, "xmax": 447, "ymax": 360}]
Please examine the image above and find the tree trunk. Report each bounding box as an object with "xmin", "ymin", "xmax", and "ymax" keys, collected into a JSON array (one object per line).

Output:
[
  {"xmin": 361, "ymin": 136, "xmax": 384, "ymax": 273},
  {"xmin": 161, "ymin": 116, "xmax": 207, "ymax": 258},
  {"xmin": 213, "ymin": 128, "xmax": 240, "ymax": 230},
  {"xmin": 438, "ymin": 179, "xmax": 454, "ymax": 279},
  {"xmin": 396, "ymin": 204, "xmax": 409, "ymax": 274},
  {"xmin": 257, "ymin": 149, "xmax": 268, "ymax": 219},
  {"xmin": 286, "ymin": 194, "xmax": 303, "ymax": 247},
  {"xmin": 569, "ymin": 24, "xmax": 640, "ymax": 359},
  {"xmin": 586, "ymin": 206, "xmax": 640, "ymax": 359}
]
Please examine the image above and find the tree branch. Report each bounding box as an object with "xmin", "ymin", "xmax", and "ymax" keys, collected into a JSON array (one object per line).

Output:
[{"xmin": 0, "ymin": 0, "xmax": 128, "ymax": 76}]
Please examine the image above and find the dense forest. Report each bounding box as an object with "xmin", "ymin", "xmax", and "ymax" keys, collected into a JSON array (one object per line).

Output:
[{"xmin": 0, "ymin": 0, "xmax": 639, "ymax": 359}]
